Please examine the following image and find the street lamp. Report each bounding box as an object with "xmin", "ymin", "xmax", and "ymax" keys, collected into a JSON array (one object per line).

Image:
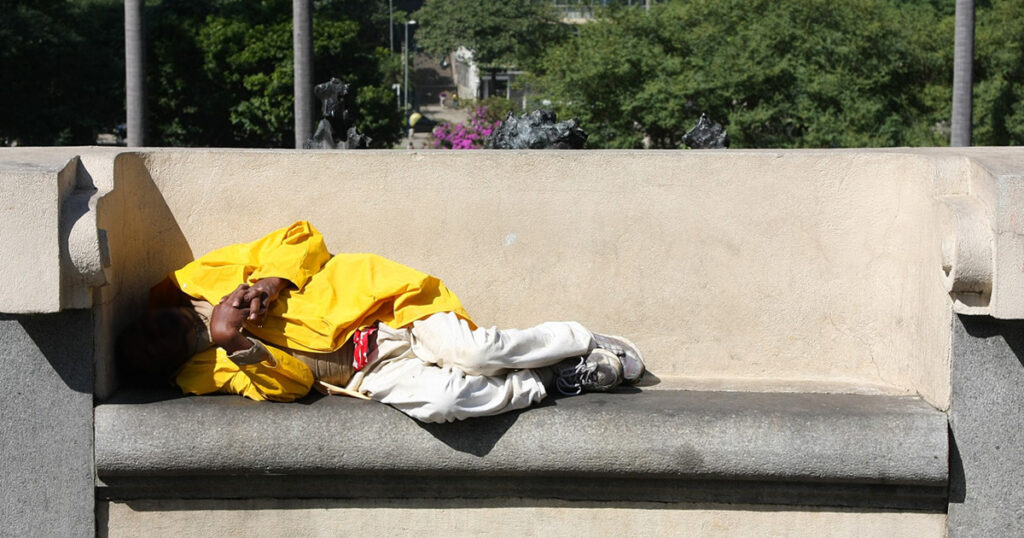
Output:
[{"xmin": 403, "ymin": 20, "xmax": 417, "ymax": 113}]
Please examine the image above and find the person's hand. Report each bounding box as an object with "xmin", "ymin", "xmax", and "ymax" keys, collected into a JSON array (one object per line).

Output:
[
  {"xmin": 211, "ymin": 285, "xmax": 254, "ymax": 353},
  {"xmin": 234, "ymin": 277, "xmax": 291, "ymax": 326}
]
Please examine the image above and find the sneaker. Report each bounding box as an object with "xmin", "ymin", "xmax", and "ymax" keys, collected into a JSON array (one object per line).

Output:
[
  {"xmin": 554, "ymin": 349, "xmax": 623, "ymax": 396},
  {"xmin": 593, "ymin": 333, "xmax": 646, "ymax": 385}
]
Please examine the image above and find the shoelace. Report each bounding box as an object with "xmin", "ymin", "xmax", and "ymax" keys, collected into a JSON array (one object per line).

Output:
[{"xmin": 555, "ymin": 357, "xmax": 595, "ymax": 396}]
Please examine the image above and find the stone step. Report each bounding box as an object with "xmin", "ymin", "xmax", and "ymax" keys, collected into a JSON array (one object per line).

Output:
[{"xmin": 95, "ymin": 389, "xmax": 947, "ymax": 510}]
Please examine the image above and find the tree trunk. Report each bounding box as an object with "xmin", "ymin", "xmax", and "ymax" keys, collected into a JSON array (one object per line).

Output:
[
  {"xmin": 293, "ymin": 0, "xmax": 313, "ymax": 149},
  {"xmin": 124, "ymin": 0, "xmax": 145, "ymax": 147},
  {"xmin": 951, "ymin": 0, "xmax": 974, "ymax": 147}
]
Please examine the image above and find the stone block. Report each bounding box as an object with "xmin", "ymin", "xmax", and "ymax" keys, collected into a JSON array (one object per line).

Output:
[
  {"xmin": 0, "ymin": 148, "xmax": 115, "ymax": 313},
  {"xmin": 948, "ymin": 315, "xmax": 1024, "ymax": 536},
  {"xmin": 0, "ymin": 311, "xmax": 94, "ymax": 537}
]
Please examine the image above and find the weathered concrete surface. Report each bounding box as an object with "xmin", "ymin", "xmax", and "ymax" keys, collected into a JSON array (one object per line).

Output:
[
  {"xmin": 0, "ymin": 147, "xmax": 119, "ymax": 313},
  {"xmin": 948, "ymin": 314, "xmax": 1024, "ymax": 536},
  {"xmin": 100, "ymin": 498, "xmax": 946, "ymax": 538},
  {"xmin": 0, "ymin": 152, "xmax": 76, "ymax": 312},
  {"xmin": 119, "ymin": 148, "xmax": 970, "ymax": 408},
  {"xmin": 7, "ymin": 147, "xmax": 1024, "ymax": 409},
  {"xmin": 0, "ymin": 311, "xmax": 94, "ymax": 537},
  {"xmin": 96, "ymin": 389, "xmax": 947, "ymax": 508}
]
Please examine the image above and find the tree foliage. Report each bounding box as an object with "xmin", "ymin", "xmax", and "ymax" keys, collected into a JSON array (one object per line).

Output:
[
  {"xmin": 146, "ymin": 0, "xmax": 402, "ymax": 148},
  {"xmin": 973, "ymin": 0, "xmax": 1024, "ymax": 145},
  {"xmin": 0, "ymin": 0, "xmax": 402, "ymax": 147},
  {"xmin": 2, "ymin": 0, "xmax": 1021, "ymax": 149},
  {"xmin": 414, "ymin": 0, "xmax": 570, "ymax": 69},
  {"xmin": 532, "ymin": 0, "xmax": 954, "ymax": 148},
  {"xmin": 0, "ymin": 0, "xmax": 124, "ymax": 145}
]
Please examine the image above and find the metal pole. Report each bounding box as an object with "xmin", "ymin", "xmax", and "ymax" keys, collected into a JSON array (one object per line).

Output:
[
  {"xmin": 124, "ymin": 0, "xmax": 145, "ymax": 147},
  {"xmin": 403, "ymin": 22, "xmax": 409, "ymax": 112},
  {"xmin": 951, "ymin": 0, "xmax": 974, "ymax": 147},
  {"xmin": 293, "ymin": 0, "xmax": 313, "ymax": 149},
  {"xmin": 389, "ymin": 0, "xmax": 394, "ymax": 53},
  {"xmin": 403, "ymin": 21, "xmax": 416, "ymax": 111}
]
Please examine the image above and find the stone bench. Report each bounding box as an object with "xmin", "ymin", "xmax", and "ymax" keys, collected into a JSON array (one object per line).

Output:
[
  {"xmin": 95, "ymin": 388, "xmax": 947, "ymax": 510},
  {"xmin": 7, "ymin": 146, "xmax": 1024, "ymax": 535}
]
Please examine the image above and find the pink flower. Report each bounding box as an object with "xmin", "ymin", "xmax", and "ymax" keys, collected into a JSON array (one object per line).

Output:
[{"xmin": 429, "ymin": 106, "xmax": 502, "ymax": 150}]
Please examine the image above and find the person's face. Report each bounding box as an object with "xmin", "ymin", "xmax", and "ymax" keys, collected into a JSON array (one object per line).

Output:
[{"xmin": 135, "ymin": 307, "xmax": 198, "ymax": 380}]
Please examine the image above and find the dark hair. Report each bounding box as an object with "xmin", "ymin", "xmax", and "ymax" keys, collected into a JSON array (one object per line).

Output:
[{"xmin": 115, "ymin": 309, "xmax": 193, "ymax": 387}]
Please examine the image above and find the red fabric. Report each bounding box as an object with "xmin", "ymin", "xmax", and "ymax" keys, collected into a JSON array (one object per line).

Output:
[{"xmin": 352, "ymin": 326, "xmax": 377, "ymax": 371}]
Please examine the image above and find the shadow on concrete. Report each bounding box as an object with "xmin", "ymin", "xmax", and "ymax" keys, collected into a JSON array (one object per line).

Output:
[
  {"xmin": 108, "ymin": 479, "xmax": 947, "ymax": 512},
  {"xmin": 958, "ymin": 315, "xmax": 1024, "ymax": 354},
  {"xmin": 949, "ymin": 314, "xmax": 1024, "ymax": 535},
  {"xmin": 948, "ymin": 426, "xmax": 966, "ymax": 504},
  {"xmin": 95, "ymin": 500, "xmax": 110, "ymax": 538},
  {"xmin": 413, "ymin": 398, "xmax": 556, "ymax": 457},
  {"xmin": 634, "ymin": 371, "xmax": 661, "ymax": 388},
  {"xmin": 0, "ymin": 311, "xmax": 94, "ymax": 394},
  {"xmin": 96, "ymin": 153, "xmax": 193, "ymax": 399},
  {"xmin": 102, "ymin": 387, "xmax": 188, "ymax": 405}
]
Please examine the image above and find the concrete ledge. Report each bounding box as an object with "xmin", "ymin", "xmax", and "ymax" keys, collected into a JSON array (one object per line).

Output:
[{"xmin": 95, "ymin": 390, "xmax": 947, "ymax": 509}]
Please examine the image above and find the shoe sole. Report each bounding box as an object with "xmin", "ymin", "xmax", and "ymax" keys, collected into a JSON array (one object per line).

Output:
[{"xmin": 597, "ymin": 333, "xmax": 645, "ymax": 385}]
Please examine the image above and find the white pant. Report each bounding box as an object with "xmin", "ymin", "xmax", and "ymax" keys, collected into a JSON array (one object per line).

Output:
[{"xmin": 353, "ymin": 312, "xmax": 594, "ymax": 423}]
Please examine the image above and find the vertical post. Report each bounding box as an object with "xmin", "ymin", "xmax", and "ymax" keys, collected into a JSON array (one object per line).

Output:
[
  {"xmin": 124, "ymin": 0, "xmax": 145, "ymax": 147},
  {"xmin": 403, "ymin": 28, "xmax": 408, "ymax": 113},
  {"xmin": 951, "ymin": 0, "xmax": 974, "ymax": 147},
  {"xmin": 389, "ymin": 0, "xmax": 394, "ymax": 53},
  {"xmin": 293, "ymin": 0, "xmax": 313, "ymax": 149},
  {"xmin": 404, "ymin": 21, "xmax": 416, "ymax": 112}
]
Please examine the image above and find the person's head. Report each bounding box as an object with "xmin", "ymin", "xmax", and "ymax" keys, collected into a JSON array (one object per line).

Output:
[{"xmin": 116, "ymin": 307, "xmax": 200, "ymax": 387}]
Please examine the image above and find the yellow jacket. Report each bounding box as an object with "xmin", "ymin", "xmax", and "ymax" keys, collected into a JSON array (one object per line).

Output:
[{"xmin": 167, "ymin": 221, "xmax": 473, "ymax": 401}]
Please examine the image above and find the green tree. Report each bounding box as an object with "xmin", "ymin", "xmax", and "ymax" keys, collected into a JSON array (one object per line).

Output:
[
  {"xmin": 414, "ymin": 0, "xmax": 570, "ymax": 70},
  {"xmin": 973, "ymin": 0, "xmax": 1024, "ymax": 145},
  {"xmin": 532, "ymin": 0, "xmax": 953, "ymax": 149},
  {"xmin": 146, "ymin": 0, "xmax": 402, "ymax": 148},
  {"xmin": 0, "ymin": 0, "xmax": 124, "ymax": 145}
]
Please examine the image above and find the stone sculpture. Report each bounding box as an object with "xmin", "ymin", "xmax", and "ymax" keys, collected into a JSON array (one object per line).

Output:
[
  {"xmin": 486, "ymin": 110, "xmax": 588, "ymax": 149},
  {"xmin": 683, "ymin": 113, "xmax": 729, "ymax": 149},
  {"xmin": 305, "ymin": 78, "xmax": 372, "ymax": 149}
]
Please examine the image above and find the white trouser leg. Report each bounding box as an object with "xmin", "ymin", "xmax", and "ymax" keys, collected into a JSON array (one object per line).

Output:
[
  {"xmin": 352, "ymin": 313, "xmax": 592, "ymax": 422},
  {"xmin": 409, "ymin": 312, "xmax": 594, "ymax": 376},
  {"xmin": 358, "ymin": 357, "xmax": 548, "ymax": 423}
]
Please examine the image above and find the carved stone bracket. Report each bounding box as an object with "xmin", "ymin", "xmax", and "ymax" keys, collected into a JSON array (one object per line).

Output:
[
  {"xmin": 0, "ymin": 153, "xmax": 112, "ymax": 313},
  {"xmin": 938, "ymin": 161, "xmax": 1024, "ymax": 319},
  {"xmin": 939, "ymin": 195, "xmax": 994, "ymax": 312}
]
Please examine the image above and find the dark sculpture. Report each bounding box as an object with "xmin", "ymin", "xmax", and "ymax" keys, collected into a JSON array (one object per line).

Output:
[
  {"xmin": 683, "ymin": 113, "xmax": 729, "ymax": 149},
  {"xmin": 486, "ymin": 110, "xmax": 588, "ymax": 149},
  {"xmin": 305, "ymin": 78, "xmax": 372, "ymax": 149}
]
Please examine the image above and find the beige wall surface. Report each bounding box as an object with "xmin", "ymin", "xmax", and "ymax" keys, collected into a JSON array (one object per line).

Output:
[
  {"xmin": 11, "ymin": 147, "xmax": 1019, "ymax": 406},
  {"xmin": 100, "ymin": 498, "xmax": 945, "ymax": 538},
  {"xmin": 120, "ymin": 149, "xmax": 959, "ymax": 406}
]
